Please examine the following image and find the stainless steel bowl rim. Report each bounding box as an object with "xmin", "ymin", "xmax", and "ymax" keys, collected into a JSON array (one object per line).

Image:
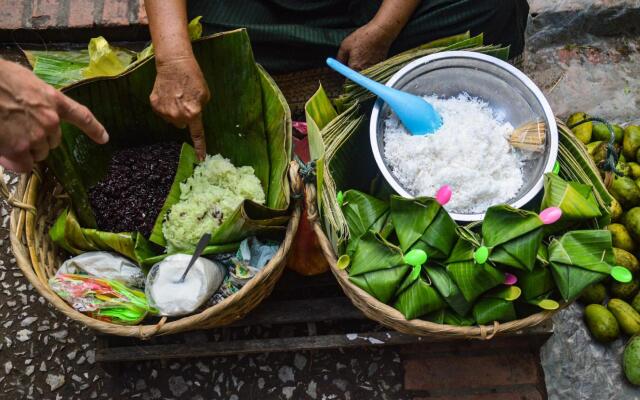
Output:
[{"xmin": 369, "ymin": 50, "xmax": 559, "ymax": 222}]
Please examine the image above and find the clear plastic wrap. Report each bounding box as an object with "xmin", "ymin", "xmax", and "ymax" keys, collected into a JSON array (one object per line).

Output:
[
  {"xmin": 541, "ymin": 303, "xmax": 639, "ymax": 399},
  {"xmin": 58, "ymin": 252, "xmax": 145, "ymax": 288}
]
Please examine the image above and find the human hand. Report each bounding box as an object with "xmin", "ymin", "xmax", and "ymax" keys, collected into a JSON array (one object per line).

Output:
[
  {"xmin": 0, "ymin": 60, "xmax": 109, "ymax": 173},
  {"xmin": 150, "ymin": 56, "xmax": 210, "ymax": 160},
  {"xmin": 337, "ymin": 23, "xmax": 396, "ymax": 71}
]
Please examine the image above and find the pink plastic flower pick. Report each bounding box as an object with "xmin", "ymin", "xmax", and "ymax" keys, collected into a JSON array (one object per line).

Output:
[
  {"xmin": 539, "ymin": 207, "xmax": 562, "ymax": 225},
  {"xmin": 435, "ymin": 185, "xmax": 452, "ymax": 206},
  {"xmin": 504, "ymin": 272, "xmax": 518, "ymax": 286}
]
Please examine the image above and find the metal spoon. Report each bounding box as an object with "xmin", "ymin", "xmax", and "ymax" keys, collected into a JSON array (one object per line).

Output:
[{"xmin": 177, "ymin": 233, "xmax": 212, "ymax": 283}]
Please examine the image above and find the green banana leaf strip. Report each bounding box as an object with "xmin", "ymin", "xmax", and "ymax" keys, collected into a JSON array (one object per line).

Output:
[
  {"xmin": 390, "ymin": 196, "xmax": 457, "ymax": 258},
  {"xmin": 446, "ymin": 261, "xmax": 505, "ymax": 303},
  {"xmin": 50, "ymin": 208, "xmax": 160, "ymax": 266},
  {"xmin": 348, "ymin": 231, "xmax": 405, "ymax": 276},
  {"xmin": 516, "ymin": 265, "xmax": 556, "ymax": 301},
  {"xmin": 46, "ymin": 30, "xmax": 291, "ymax": 253},
  {"xmin": 443, "ymin": 310, "xmax": 476, "ymax": 326},
  {"xmin": 548, "ymin": 230, "xmax": 613, "ymax": 301},
  {"xmin": 473, "ymin": 297, "xmax": 517, "ymax": 325},
  {"xmin": 446, "ymin": 230, "xmax": 480, "ymax": 264},
  {"xmin": 349, "ymin": 265, "xmax": 410, "ymax": 304},
  {"xmin": 482, "ymin": 205, "xmax": 544, "ymax": 271},
  {"xmin": 426, "ymin": 265, "xmax": 471, "ymax": 316},
  {"xmin": 393, "ymin": 275, "xmax": 445, "ymax": 320},
  {"xmin": 149, "ymin": 143, "xmax": 198, "ymax": 246}
]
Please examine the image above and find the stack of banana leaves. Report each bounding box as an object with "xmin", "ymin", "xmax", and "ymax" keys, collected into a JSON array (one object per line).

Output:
[
  {"xmin": 45, "ymin": 29, "xmax": 292, "ymax": 268},
  {"xmin": 306, "ymin": 32, "xmax": 628, "ymax": 324}
]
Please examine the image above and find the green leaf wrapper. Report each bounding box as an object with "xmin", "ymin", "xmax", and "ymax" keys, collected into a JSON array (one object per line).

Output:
[{"xmin": 548, "ymin": 230, "xmax": 613, "ymax": 301}]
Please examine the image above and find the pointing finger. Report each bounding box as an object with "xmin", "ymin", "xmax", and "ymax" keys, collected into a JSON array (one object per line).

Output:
[
  {"xmin": 189, "ymin": 115, "xmax": 207, "ymax": 161},
  {"xmin": 55, "ymin": 93, "xmax": 109, "ymax": 144}
]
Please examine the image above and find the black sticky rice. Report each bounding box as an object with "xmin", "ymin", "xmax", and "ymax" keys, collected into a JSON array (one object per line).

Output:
[{"xmin": 88, "ymin": 142, "xmax": 181, "ymax": 237}]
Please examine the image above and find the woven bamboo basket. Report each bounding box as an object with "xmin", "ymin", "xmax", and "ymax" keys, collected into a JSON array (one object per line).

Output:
[
  {"xmin": 304, "ymin": 182, "xmax": 559, "ymax": 340},
  {"xmin": 2, "ymin": 161, "xmax": 302, "ymax": 339}
]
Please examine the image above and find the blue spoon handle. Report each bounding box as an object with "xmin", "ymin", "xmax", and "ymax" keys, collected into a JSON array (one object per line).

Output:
[{"xmin": 326, "ymin": 58, "xmax": 396, "ymax": 103}]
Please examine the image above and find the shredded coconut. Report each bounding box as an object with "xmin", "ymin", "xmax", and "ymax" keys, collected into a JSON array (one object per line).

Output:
[{"xmin": 383, "ymin": 93, "xmax": 523, "ymax": 214}]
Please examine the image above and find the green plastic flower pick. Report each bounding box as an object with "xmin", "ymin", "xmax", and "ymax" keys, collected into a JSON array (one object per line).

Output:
[
  {"xmin": 611, "ymin": 266, "xmax": 633, "ymax": 283},
  {"xmin": 536, "ymin": 299, "xmax": 560, "ymax": 310},
  {"xmin": 337, "ymin": 191, "xmax": 344, "ymax": 207},
  {"xmin": 337, "ymin": 254, "xmax": 350, "ymax": 270},
  {"xmin": 405, "ymin": 249, "xmax": 427, "ymax": 281},
  {"xmin": 474, "ymin": 246, "xmax": 489, "ymax": 264},
  {"xmin": 552, "ymin": 161, "xmax": 560, "ymax": 175}
]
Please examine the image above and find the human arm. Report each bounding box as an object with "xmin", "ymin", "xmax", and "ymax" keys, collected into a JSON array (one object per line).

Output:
[
  {"xmin": 145, "ymin": 0, "xmax": 209, "ymax": 160},
  {"xmin": 0, "ymin": 59, "xmax": 108, "ymax": 173},
  {"xmin": 337, "ymin": 0, "xmax": 421, "ymax": 70}
]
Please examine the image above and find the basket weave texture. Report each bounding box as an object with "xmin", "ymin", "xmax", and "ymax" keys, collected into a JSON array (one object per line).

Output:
[
  {"xmin": 4, "ymin": 162, "xmax": 302, "ymax": 339},
  {"xmin": 304, "ymin": 182, "xmax": 559, "ymax": 340}
]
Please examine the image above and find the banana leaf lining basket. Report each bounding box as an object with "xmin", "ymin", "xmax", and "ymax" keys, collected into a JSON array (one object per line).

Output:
[{"xmin": 3, "ymin": 29, "xmax": 302, "ymax": 338}]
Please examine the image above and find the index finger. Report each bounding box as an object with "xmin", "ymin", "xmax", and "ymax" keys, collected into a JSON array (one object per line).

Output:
[
  {"xmin": 189, "ymin": 116, "xmax": 207, "ymax": 161},
  {"xmin": 55, "ymin": 92, "xmax": 109, "ymax": 144}
]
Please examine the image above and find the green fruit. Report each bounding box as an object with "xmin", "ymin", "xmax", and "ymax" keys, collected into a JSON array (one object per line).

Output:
[
  {"xmin": 567, "ymin": 112, "xmax": 592, "ymax": 144},
  {"xmin": 585, "ymin": 304, "xmax": 620, "ymax": 343},
  {"xmin": 624, "ymin": 126, "xmax": 640, "ymax": 160},
  {"xmin": 579, "ymin": 283, "xmax": 607, "ymax": 305},
  {"xmin": 614, "ymin": 125, "xmax": 625, "ymax": 144},
  {"xmin": 608, "ymin": 298, "xmax": 640, "ymax": 336},
  {"xmin": 623, "ymin": 336, "xmax": 640, "ymax": 385},
  {"xmin": 624, "ymin": 208, "xmax": 640, "ymax": 243},
  {"xmin": 632, "ymin": 292, "xmax": 640, "ymax": 313},
  {"xmin": 611, "ymin": 280, "xmax": 640, "ymax": 301},
  {"xmin": 611, "ymin": 198, "xmax": 624, "ymax": 222},
  {"xmin": 608, "ymin": 225, "xmax": 637, "ymax": 253},
  {"xmin": 613, "ymin": 248, "xmax": 640, "ymax": 274},
  {"xmin": 593, "ymin": 123, "xmax": 615, "ymax": 142},
  {"xmin": 630, "ymin": 163, "xmax": 640, "ymax": 179},
  {"xmin": 610, "ymin": 176, "xmax": 640, "ymax": 208}
]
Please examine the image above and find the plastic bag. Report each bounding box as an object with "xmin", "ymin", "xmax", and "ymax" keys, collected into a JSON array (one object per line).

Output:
[
  {"xmin": 145, "ymin": 255, "xmax": 225, "ymax": 317},
  {"xmin": 58, "ymin": 252, "xmax": 145, "ymax": 288},
  {"xmin": 49, "ymin": 274, "xmax": 155, "ymax": 325}
]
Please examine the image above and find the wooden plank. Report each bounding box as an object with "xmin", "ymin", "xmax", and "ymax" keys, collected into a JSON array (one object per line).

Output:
[
  {"xmin": 229, "ymin": 296, "xmax": 365, "ymax": 327},
  {"xmin": 96, "ymin": 331, "xmax": 421, "ymax": 362}
]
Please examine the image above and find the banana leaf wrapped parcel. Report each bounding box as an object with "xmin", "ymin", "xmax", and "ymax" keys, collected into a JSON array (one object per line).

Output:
[{"xmin": 390, "ymin": 195, "xmax": 457, "ymax": 259}]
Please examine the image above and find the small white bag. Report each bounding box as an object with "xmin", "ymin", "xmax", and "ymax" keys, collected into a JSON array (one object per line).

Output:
[{"xmin": 145, "ymin": 254, "xmax": 225, "ymax": 316}]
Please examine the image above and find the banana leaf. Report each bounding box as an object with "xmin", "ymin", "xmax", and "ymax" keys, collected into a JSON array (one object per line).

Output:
[
  {"xmin": 25, "ymin": 18, "xmax": 203, "ymax": 89},
  {"xmin": 50, "ymin": 208, "xmax": 160, "ymax": 266},
  {"xmin": 46, "ymin": 29, "xmax": 292, "ymax": 255},
  {"xmin": 541, "ymin": 173, "xmax": 601, "ymax": 232},
  {"xmin": 482, "ymin": 205, "xmax": 544, "ymax": 271},
  {"xmin": 443, "ymin": 310, "xmax": 476, "ymax": 326},
  {"xmin": 425, "ymin": 265, "xmax": 471, "ymax": 316},
  {"xmin": 548, "ymin": 230, "xmax": 613, "ymax": 301},
  {"xmin": 390, "ymin": 195, "xmax": 457, "ymax": 259},
  {"xmin": 393, "ymin": 272, "xmax": 445, "ymax": 320},
  {"xmin": 425, "ymin": 309, "xmax": 446, "ymax": 324},
  {"xmin": 446, "ymin": 261, "xmax": 506, "ymax": 303},
  {"xmin": 341, "ymin": 190, "xmax": 389, "ymax": 254},
  {"xmin": 347, "ymin": 231, "xmax": 408, "ymax": 303},
  {"xmin": 473, "ymin": 298, "xmax": 517, "ymax": 325},
  {"xmin": 516, "ymin": 265, "xmax": 556, "ymax": 301}
]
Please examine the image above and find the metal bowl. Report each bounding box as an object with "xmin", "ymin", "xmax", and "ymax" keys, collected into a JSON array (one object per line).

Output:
[{"xmin": 370, "ymin": 51, "xmax": 558, "ymax": 222}]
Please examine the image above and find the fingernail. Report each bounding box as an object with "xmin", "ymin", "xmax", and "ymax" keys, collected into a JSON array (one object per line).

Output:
[{"xmin": 101, "ymin": 130, "xmax": 109, "ymax": 144}]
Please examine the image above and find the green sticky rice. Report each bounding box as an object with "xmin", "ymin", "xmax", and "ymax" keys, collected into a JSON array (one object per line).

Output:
[{"xmin": 163, "ymin": 154, "xmax": 265, "ymax": 252}]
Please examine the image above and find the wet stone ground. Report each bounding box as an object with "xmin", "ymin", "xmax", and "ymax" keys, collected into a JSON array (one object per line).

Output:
[{"xmin": 0, "ymin": 175, "xmax": 407, "ymax": 400}]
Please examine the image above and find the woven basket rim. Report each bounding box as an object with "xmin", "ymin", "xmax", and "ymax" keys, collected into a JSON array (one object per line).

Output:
[
  {"xmin": 304, "ymin": 183, "xmax": 560, "ymax": 339},
  {"xmin": 7, "ymin": 162, "xmax": 302, "ymax": 338}
]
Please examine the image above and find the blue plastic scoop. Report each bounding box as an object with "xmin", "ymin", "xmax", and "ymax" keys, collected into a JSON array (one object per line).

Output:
[{"xmin": 326, "ymin": 58, "xmax": 442, "ymax": 135}]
